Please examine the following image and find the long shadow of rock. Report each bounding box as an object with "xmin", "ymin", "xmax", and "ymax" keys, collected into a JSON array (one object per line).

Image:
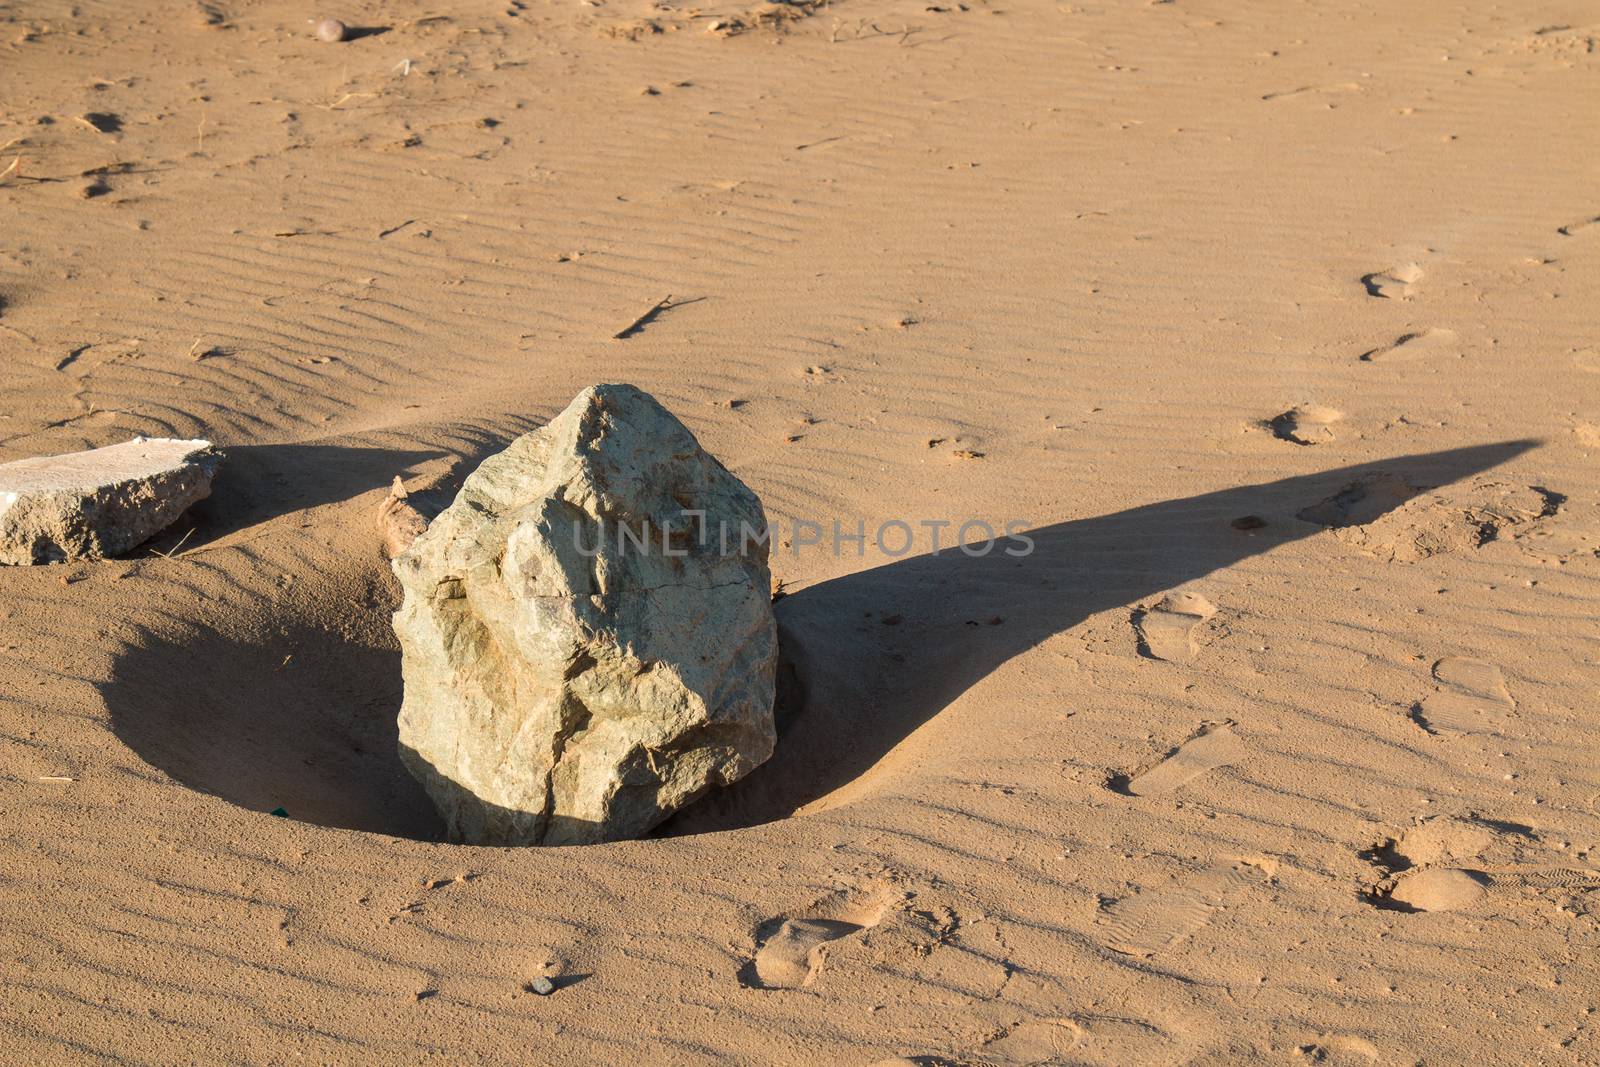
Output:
[
  {"xmin": 666, "ymin": 441, "xmax": 1537, "ymax": 835},
  {"xmin": 108, "ymin": 621, "xmax": 446, "ymax": 840}
]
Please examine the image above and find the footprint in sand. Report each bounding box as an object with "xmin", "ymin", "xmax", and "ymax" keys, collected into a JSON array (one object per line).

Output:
[
  {"xmin": 1361, "ymin": 814, "xmax": 1600, "ymax": 911},
  {"xmin": 1360, "ymin": 262, "xmax": 1422, "ymax": 299},
  {"xmin": 1411, "ymin": 657, "xmax": 1513, "ymax": 735},
  {"xmin": 744, "ymin": 883, "xmax": 897, "ymax": 990},
  {"xmin": 1359, "ymin": 327, "xmax": 1457, "ymax": 362},
  {"xmin": 1294, "ymin": 1034, "xmax": 1379, "ymax": 1064},
  {"xmin": 1384, "ymin": 866, "xmax": 1600, "ymax": 913},
  {"xmin": 981, "ymin": 1019, "xmax": 1082, "ymax": 1064},
  {"xmin": 1298, "ymin": 477, "xmax": 1559, "ymax": 563},
  {"xmin": 1132, "ymin": 592, "xmax": 1216, "ymax": 662},
  {"xmin": 1117, "ymin": 721, "xmax": 1243, "ymax": 797},
  {"xmin": 1265, "ymin": 404, "xmax": 1344, "ymax": 445},
  {"xmin": 983, "ymin": 1014, "xmax": 1175, "ymax": 1066},
  {"xmin": 1100, "ymin": 861, "xmax": 1265, "ymax": 957}
]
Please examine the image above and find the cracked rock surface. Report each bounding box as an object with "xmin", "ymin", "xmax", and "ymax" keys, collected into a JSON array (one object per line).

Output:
[
  {"xmin": 0, "ymin": 437, "xmax": 220, "ymax": 565},
  {"xmin": 391, "ymin": 384, "xmax": 778, "ymax": 845}
]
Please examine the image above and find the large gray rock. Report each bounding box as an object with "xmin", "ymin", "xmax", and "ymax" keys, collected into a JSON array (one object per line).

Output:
[
  {"xmin": 0, "ymin": 437, "xmax": 219, "ymax": 565},
  {"xmin": 392, "ymin": 384, "xmax": 778, "ymax": 845}
]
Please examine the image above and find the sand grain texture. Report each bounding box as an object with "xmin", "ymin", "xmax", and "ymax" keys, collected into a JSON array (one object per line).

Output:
[{"xmin": 1, "ymin": 0, "xmax": 1598, "ymax": 1063}]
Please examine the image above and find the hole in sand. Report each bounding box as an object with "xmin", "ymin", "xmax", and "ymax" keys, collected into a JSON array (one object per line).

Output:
[{"xmin": 108, "ymin": 618, "xmax": 448, "ymax": 841}]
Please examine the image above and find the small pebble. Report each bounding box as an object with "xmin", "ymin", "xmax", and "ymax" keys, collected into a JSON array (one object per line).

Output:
[
  {"xmin": 528, "ymin": 976, "xmax": 556, "ymax": 996},
  {"xmin": 314, "ymin": 18, "xmax": 348, "ymax": 42}
]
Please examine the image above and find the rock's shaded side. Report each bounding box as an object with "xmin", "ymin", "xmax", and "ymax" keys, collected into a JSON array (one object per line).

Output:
[
  {"xmin": 0, "ymin": 437, "xmax": 220, "ymax": 565},
  {"xmin": 392, "ymin": 384, "xmax": 778, "ymax": 845}
]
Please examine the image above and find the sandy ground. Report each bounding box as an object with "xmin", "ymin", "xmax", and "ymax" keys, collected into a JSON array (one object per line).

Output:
[{"xmin": 3, "ymin": 0, "xmax": 1599, "ymax": 1063}]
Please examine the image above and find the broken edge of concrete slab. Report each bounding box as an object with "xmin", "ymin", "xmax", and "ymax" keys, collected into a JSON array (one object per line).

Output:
[{"xmin": 0, "ymin": 437, "xmax": 221, "ymax": 564}]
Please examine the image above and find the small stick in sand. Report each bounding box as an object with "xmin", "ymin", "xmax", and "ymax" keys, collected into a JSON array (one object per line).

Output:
[
  {"xmin": 149, "ymin": 526, "xmax": 196, "ymax": 560},
  {"xmin": 317, "ymin": 91, "xmax": 378, "ymax": 111},
  {"xmin": 613, "ymin": 294, "xmax": 673, "ymax": 340},
  {"xmin": 612, "ymin": 294, "xmax": 681, "ymax": 340},
  {"xmin": 38, "ymin": 775, "xmax": 76, "ymax": 783}
]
